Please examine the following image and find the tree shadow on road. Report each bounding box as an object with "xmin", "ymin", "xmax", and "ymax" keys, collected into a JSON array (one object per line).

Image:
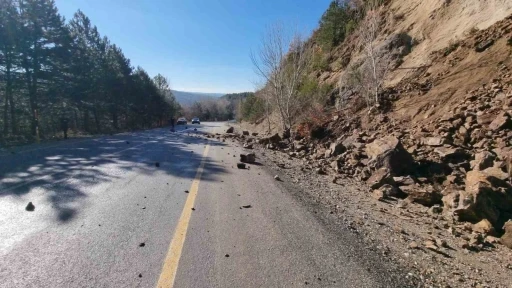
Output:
[{"xmin": 0, "ymin": 129, "xmax": 229, "ymax": 222}]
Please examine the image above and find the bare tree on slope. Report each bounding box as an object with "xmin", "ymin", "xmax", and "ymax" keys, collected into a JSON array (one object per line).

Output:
[{"xmin": 251, "ymin": 24, "xmax": 310, "ymax": 133}]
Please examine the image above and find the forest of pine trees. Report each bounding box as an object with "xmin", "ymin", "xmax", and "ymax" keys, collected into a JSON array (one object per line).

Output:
[{"xmin": 0, "ymin": 0, "xmax": 180, "ymax": 145}]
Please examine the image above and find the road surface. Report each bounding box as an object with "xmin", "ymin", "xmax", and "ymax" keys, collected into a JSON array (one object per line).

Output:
[{"xmin": 0, "ymin": 122, "xmax": 409, "ymax": 287}]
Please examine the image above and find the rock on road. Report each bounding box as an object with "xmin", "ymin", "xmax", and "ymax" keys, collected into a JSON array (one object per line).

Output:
[{"xmin": 0, "ymin": 122, "xmax": 410, "ymax": 287}]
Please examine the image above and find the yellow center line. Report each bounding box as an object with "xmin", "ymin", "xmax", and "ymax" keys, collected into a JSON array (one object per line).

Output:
[{"xmin": 156, "ymin": 144, "xmax": 210, "ymax": 288}]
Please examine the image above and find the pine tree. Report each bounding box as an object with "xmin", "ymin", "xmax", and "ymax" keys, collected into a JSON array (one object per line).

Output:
[
  {"xmin": 0, "ymin": 0, "xmax": 18, "ymax": 136},
  {"xmin": 317, "ymin": 1, "xmax": 350, "ymax": 49},
  {"xmin": 18, "ymin": 0, "xmax": 71, "ymax": 139}
]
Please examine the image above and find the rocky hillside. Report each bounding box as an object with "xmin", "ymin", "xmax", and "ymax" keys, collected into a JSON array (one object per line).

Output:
[
  {"xmin": 233, "ymin": 1, "xmax": 512, "ymax": 286},
  {"xmin": 248, "ymin": 1, "xmax": 512, "ymax": 236},
  {"xmin": 303, "ymin": 3, "xmax": 512, "ymax": 237}
]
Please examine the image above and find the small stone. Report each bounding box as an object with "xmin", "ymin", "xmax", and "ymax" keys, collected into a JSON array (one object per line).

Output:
[
  {"xmin": 424, "ymin": 240, "xmax": 439, "ymax": 250},
  {"xmin": 372, "ymin": 187, "xmax": 387, "ymax": 201},
  {"xmin": 473, "ymin": 219, "xmax": 495, "ymax": 236},
  {"xmin": 225, "ymin": 254, "xmax": 230, "ymax": 257},
  {"xmin": 184, "ymin": 190, "xmax": 189, "ymax": 193},
  {"xmin": 242, "ymin": 205, "xmax": 252, "ymax": 209},
  {"xmin": 435, "ymin": 238, "xmax": 448, "ymax": 248},
  {"xmin": 484, "ymin": 235, "xmax": 501, "ymax": 244},
  {"xmin": 138, "ymin": 273, "xmax": 142, "ymax": 278},
  {"xmin": 501, "ymin": 220, "xmax": 512, "ymax": 249},
  {"xmin": 25, "ymin": 202, "xmax": 35, "ymax": 212},
  {"xmin": 409, "ymin": 241, "xmax": 419, "ymax": 249},
  {"xmin": 421, "ymin": 137, "xmax": 445, "ymax": 146},
  {"xmin": 428, "ymin": 205, "xmax": 443, "ymax": 215},
  {"xmin": 191, "ymin": 208, "xmax": 195, "ymax": 211},
  {"xmin": 139, "ymin": 242, "xmax": 145, "ymax": 247},
  {"xmin": 274, "ymin": 175, "xmax": 281, "ymax": 181}
]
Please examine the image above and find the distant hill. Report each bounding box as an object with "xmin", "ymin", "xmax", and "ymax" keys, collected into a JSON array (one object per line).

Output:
[
  {"xmin": 171, "ymin": 90, "xmax": 225, "ymax": 106},
  {"xmin": 221, "ymin": 92, "xmax": 254, "ymax": 102}
]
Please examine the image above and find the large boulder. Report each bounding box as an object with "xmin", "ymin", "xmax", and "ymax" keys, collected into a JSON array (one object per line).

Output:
[
  {"xmin": 258, "ymin": 133, "xmax": 282, "ymax": 145},
  {"xmin": 393, "ymin": 175, "xmax": 417, "ymax": 186},
  {"xmin": 482, "ymin": 167, "xmax": 509, "ymax": 181},
  {"xmin": 493, "ymin": 146, "xmax": 512, "ymax": 161},
  {"xmin": 365, "ymin": 136, "xmax": 414, "ymax": 175},
  {"xmin": 366, "ymin": 168, "xmax": 394, "ymax": 189},
  {"xmin": 240, "ymin": 153, "xmax": 256, "ymax": 163},
  {"xmin": 470, "ymin": 151, "xmax": 495, "ymax": 171},
  {"xmin": 401, "ymin": 184, "xmax": 442, "ymax": 206},
  {"xmin": 324, "ymin": 140, "xmax": 346, "ymax": 158},
  {"xmin": 454, "ymin": 170, "xmax": 512, "ymax": 226},
  {"xmin": 442, "ymin": 190, "xmax": 461, "ymax": 210},
  {"xmin": 488, "ymin": 112, "xmax": 512, "ymax": 131},
  {"xmin": 434, "ymin": 146, "xmax": 468, "ymax": 163},
  {"xmin": 342, "ymin": 134, "xmax": 365, "ymax": 150}
]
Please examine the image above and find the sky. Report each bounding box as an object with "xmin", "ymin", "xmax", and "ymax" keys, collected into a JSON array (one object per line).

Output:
[{"xmin": 55, "ymin": 0, "xmax": 332, "ymax": 94}]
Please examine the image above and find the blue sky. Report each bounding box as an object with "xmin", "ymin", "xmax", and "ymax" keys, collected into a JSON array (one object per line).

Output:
[{"xmin": 55, "ymin": 0, "xmax": 332, "ymax": 93}]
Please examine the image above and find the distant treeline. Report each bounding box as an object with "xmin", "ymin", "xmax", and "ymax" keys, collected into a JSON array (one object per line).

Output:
[{"xmin": 181, "ymin": 92, "xmax": 254, "ymax": 121}]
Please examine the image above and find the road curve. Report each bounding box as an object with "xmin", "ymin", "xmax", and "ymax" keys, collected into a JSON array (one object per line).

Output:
[{"xmin": 0, "ymin": 122, "xmax": 410, "ymax": 287}]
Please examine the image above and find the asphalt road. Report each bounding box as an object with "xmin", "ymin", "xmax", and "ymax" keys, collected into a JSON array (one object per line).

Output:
[{"xmin": 0, "ymin": 122, "xmax": 410, "ymax": 288}]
